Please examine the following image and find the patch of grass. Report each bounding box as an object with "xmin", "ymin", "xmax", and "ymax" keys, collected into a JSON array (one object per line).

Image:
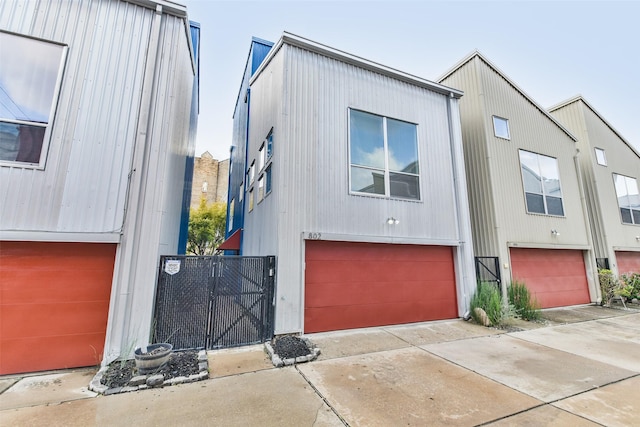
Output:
[
  {"xmin": 507, "ymin": 280, "xmax": 540, "ymax": 321},
  {"xmin": 470, "ymin": 281, "xmax": 503, "ymax": 326}
]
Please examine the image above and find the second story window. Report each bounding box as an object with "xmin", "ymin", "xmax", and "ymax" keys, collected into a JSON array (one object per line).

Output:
[
  {"xmin": 519, "ymin": 150, "xmax": 564, "ymax": 216},
  {"xmin": 349, "ymin": 109, "xmax": 420, "ymax": 200},
  {"xmin": 0, "ymin": 31, "xmax": 67, "ymax": 168},
  {"xmin": 614, "ymin": 173, "xmax": 639, "ymax": 225}
]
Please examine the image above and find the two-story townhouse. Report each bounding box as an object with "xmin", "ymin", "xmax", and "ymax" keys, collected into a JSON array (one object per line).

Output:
[
  {"xmin": 439, "ymin": 52, "xmax": 599, "ymax": 308},
  {"xmin": 550, "ymin": 96, "xmax": 640, "ymax": 275},
  {"xmin": 0, "ymin": 0, "xmax": 199, "ymax": 374},
  {"xmin": 224, "ymin": 32, "xmax": 476, "ymax": 335}
]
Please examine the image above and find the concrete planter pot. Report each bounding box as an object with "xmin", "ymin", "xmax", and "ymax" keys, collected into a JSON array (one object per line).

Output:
[{"xmin": 134, "ymin": 343, "xmax": 173, "ymax": 375}]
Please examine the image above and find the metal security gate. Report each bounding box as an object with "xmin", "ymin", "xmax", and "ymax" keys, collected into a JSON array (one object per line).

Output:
[
  {"xmin": 153, "ymin": 256, "xmax": 276, "ymax": 350},
  {"xmin": 475, "ymin": 256, "xmax": 501, "ymax": 286}
]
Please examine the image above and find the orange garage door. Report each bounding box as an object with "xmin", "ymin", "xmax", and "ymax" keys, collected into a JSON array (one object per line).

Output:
[
  {"xmin": 0, "ymin": 241, "xmax": 116, "ymax": 375},
  {"xmin": 305, "ymin": 241, "xmax": 457, "ymax": 333},
  {"xmin": 510, "ymin": 248, "xmax": 589, "ymax": 308},
  {"xmin": 616, "ymin": 251, "xmax": 640, "ymax": 274}
]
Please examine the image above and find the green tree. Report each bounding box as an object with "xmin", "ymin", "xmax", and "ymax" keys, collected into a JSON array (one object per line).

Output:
[{"xmin": 187, "ymin": 198, "xmax": 227, "ymax": 255}]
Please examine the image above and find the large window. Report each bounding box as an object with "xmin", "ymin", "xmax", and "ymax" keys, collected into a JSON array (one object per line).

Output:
[
  {"xmin": 349, "ymin": 109, "xmax": 420, "ymax": 200},
  {"xmin": 519, "ymin": 150, "xmax": 564, "ymax": 216},
  {"xmin": 0, "ymin": 31, "xmax": 67, "ymax": 167},
  {"xmin": 614, "ymin": 174, "xmax": 639, "ymax": 225}
]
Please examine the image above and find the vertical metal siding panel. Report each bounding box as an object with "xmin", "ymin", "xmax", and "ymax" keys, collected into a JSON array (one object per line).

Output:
[
  {"xmin": 59, "ymin": 2, "xmax": 152, "ymax": 232},
  {"xmin": 441, "ymin": 60, "xmax": 499, "ymax": 257},
  {"xmin": 580, "ymin": 104, "xmax": 640, "ymax": 250},
  {"xmin": 265, "ymin": 45, "xmax": 461, "ymax": 333},
  {"xmin": 477, "ymin": 60, "xmax": 589, "ymax": 248},
  {"xmin": 0, "ymin": 1, "xmax": 153, "ymax": 234},
  {"xmin": 550, "ymin": 103, "xmax": 608, "ymax": 258}
]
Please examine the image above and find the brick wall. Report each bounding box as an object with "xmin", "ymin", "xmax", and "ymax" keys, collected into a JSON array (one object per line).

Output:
[{"xmin": 190, "ymin": 151, "xmax": 229, "ymax": 208}]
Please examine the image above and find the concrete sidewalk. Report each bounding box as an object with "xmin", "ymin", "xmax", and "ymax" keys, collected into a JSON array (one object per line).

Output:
[{"xmin": 1, "ymin": 305, "xmax": 638, "ymax": 426}]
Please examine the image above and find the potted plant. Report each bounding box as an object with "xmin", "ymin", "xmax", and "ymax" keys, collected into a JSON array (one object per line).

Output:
[{"xmin": 134, "ymin": 343, "xmax": 173, "ymax": 375}]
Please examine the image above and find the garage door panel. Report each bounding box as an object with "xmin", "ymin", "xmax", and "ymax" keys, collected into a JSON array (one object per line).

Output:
[
  {"xmin": 305, "ymin": 299, "xmax": 457, "ymax": 333},
  {"xmin": 510, "ymin": 248, "xmax": 589, "ymax": 309},
  {"xmin": 306, "ymin": 279, "xmax": 456, "ymax": 308},
  {"xmin": 305, "ymin": 241, "xmax": 457, "ymax": 333},
  {"xmin": 2, "ymin": 333, "xmax": 106, "ymax": 373},
  {"xmin": 616, "ymin": 251, "xmax": 640, "ymax": 274},
  {"xmin": 306, "ymin": 240, "xmax": 453, "ymax": 262},
  {"xmin": 305, "ymin": 259, "xmax": 455, "ymax": 284},
  {"xmin": 0, "ymin": 242, "xmax": 115, "ymax": 375},
  {"xmin": 1, "ymin": 301, "xmax": 111, "ymax": 339}
]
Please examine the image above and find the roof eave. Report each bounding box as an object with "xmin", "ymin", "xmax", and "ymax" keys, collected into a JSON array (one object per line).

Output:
[
  {"xmin": 250, "ymin": 31, "xmax": 463, "ymax": 98},
  {"xmin": 439, "ymin": 50, "xmax": 578, "ymax": 143}
]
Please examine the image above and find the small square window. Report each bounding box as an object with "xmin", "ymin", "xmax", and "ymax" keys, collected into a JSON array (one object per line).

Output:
[
  {"xmin": 266, "ymin": 130, "xmax": 273, "ymax": 160},
  {"xmin": 493, "ymin": 116, "xmax": 510, "ymax": 140},
  {"xmin": 258, "ymin": 144, "xmax": 265, "ymax": 171},
  {"xmin": 265, "ymin": 164, "xmax": 272, "ymax": 195},
  {"xmin": 595, "ymin": 148, "xmax": 607, "ymax": 166},
  {"xmin": 249, "ymin": 161, "xmax": 255, "ymax": 184}
]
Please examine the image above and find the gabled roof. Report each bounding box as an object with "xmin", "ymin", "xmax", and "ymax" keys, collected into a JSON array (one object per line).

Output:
[
  {"xmin": 549, "ymin": 95, "xmax": 640, "ymax": 158},
  {"xmin": 250, "ymin": 32, "xmax": 463, "ymax": 99},
  {"xmin": 438, "ymin": 50, "xmax": 577, "ymax": 142}
]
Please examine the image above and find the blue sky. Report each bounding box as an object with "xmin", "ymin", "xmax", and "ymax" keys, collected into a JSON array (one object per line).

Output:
[{"xmin": 183, "ymin": 0, "xmax": 640, "ymax": 160}]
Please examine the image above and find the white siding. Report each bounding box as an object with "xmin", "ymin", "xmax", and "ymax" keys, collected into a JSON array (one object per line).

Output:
[
  {"xmin": 0, "ymin": 0, "xmax": 152, "ymax": 236},
  {"xmin": 244, "ymin": 43, "xmax": 469, "ymax": 333}
]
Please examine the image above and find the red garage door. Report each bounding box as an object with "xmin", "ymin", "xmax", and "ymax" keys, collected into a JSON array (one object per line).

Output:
[
  {"xmin": 304, "ymin": 241, "xmax": 457, "ymax": 333},
  {"xmin": 510, "ymin": 248, "xmax": 589, "ymax": 308},
  {"xmin": 0, "ymin": 241, "xmax": 116, "ymax": 375},
  {"xmin": 616, "ymin": 251, "xmax": 640, "ymax": 274}
]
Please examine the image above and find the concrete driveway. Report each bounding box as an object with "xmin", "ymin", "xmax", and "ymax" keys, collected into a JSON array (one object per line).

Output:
[{"xmin": 1, "ymin": 305, "xmax": 638, "ymax": 426}]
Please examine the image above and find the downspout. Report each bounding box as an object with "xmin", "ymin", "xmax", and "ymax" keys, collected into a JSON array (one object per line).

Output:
[
  {"xmin": 574, "ymin": 149, "xmax": 601, "ymax": 303},
  {"xmin": 446, "ymin": 93, "xmax": 477, "ymax": 316},
  {"xmin": 103, "ymin": 4, "xmax": 164, "ymax": 365}
]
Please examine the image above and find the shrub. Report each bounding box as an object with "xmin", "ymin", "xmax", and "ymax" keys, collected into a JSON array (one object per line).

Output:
[
  {"xmin": 617, "ymin": 272, "xmax": 640, "ymax": 300},
  {"xmin": 470, "ymin": 282, "xmax": 503, "ymax": 326},
  {"xmin": 507, "ymin": 280, "xmax": 540, "ymax": 321},
  {"xmin": 598, "ymin": 269, "xmax": 618, "ymax": 306}
]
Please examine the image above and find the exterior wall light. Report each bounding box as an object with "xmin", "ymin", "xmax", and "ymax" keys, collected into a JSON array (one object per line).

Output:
[
  {"xmin": 386, "ymin": 217, "xmax": 399, "ymax": 225},
  {"xmin": 551, "ymin": 229, "xmax": 560, "ymax": 236}
]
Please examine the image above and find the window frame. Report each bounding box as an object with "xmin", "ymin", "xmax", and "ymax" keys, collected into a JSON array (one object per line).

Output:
[
  {"xmin": 0, "ymin": 30, "xmax": 68, "ymax": 169},
  {"xmin": 248, "ymin": 188, "xmax": 254, "ymax": 212},
  {"xmin": 228, "ymin": 199, "xmax": 234, "ymax": 231},
  {"xmin": 594, "ymin": 148, "xmax": 607, "ymax": 166},
  {"xmin": 258, "ymin": 143, "xmax": 265, "ymax": 171},
  {"xmin": 518, "ymin": 149, "xmax": 565, "ymax": 217},
  {"xmin": 492, "ymin": 116, "xmax": 510, "ymax": 140},
  {"xmin": 348, "ymin": 108, "xmax": 421, "ymax": 201},
  {"xmin": 613, "ymin": 173, "xmax": 639, "ymax": 225}
]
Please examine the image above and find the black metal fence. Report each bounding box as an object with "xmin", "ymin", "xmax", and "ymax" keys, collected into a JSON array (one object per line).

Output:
[
  {"xmin": 153, "ymin": 255, "xmax": 276, "ymax": 350},
  {"xmin": 475, "ymin": 256, "xmax": 501, "ymax": 286}
]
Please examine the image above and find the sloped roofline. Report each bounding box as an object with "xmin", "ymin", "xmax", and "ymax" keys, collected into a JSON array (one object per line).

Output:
[
  {"xmin": 549, "ymin": 95, "xmax": 640, "ymax": 158},
  {"xmin": 233, "ymin": 37, "xmax": 275, "ymax": 117},
  {"xmin": 250, "ymin": 31, "xmax": 463, "ymax": 98},
  {"xmin": 438, "ymin": 50, "xmax": 577, "ymax": 142}
]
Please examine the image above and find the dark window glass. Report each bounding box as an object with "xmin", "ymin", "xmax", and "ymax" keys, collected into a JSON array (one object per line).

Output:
[
  {"xmin": 390, "ymin": 173, "xmax": 419, "ymax": 199},
  {"xmin": 525, "ymin": 193, "xmax": 545, "ymax": 214},
  {"xmin": 546, "ymin": 196, "xmax": 564, "ymax": 216}
]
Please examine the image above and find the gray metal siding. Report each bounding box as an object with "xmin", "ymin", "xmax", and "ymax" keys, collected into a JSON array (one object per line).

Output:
[
  {"xmin": 477, "ymin": 60, "xmax": 589, "ymax": 249},
  {"xmin": 440, "ymin": 58, "xmax": 500, "ymax": 258},
  {"xmin": 247, "ymin": 44, "xmax": 463, "ymax": 333},
  {"xmin": 552, "ymin": 100, "xmax": 640, "ymax": 259},
  {"xmin": 0, "ymin": 0, "xmax": 152, "ymax": 234}
]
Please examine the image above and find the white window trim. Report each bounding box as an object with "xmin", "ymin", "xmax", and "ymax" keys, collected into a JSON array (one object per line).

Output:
[
  {"xmin": 613, "ymin": 173, "xmax": 639, "ymax": 226},
  {"xmin": 492, "ymin": 116, "xmax": 510, "ymax": 140},
  {"xmin": 348, "ymin": 108, "xmax": 421, "ymax": 201},
  {"xmin": 0, "ymin": 31, "xmax": 68, "ymax": 170}
]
